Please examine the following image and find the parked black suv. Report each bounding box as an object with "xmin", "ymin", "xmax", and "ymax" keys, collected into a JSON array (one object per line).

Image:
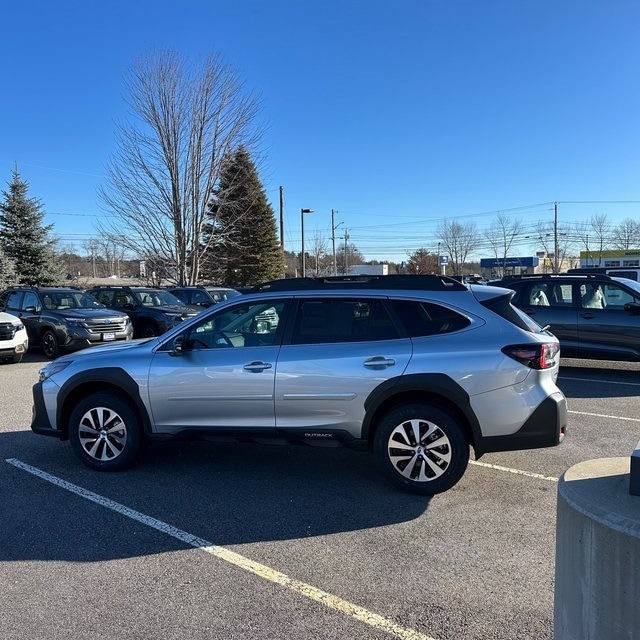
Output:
[
  {"xmin": 492, "ymin": 273, "xmax": 640, "ymax": 361},
  {"xmin": 167, "ymin": 285, "xmax": 241, "ymax": 308},
  {"xmin": 0, "ymin": 286, "xmax": 133, "ymax": 359},
  {"xmin": 88, "ymin": 286, "xmax": 200, "ymax": 338}
]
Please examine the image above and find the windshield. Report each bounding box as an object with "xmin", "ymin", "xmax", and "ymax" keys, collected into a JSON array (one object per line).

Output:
[
  {"xmin": 42, "ymin": 291, "xmax": 104, "ymax": 310},
  {"xmin": 206, "ymin": 288, "xmax": 241, "ymax": 302},
  {"xmin": 134, "ymin": 289, "xmax": 186, "ymax": 306},
  {"xmin": 612, "ymin": 277, "xmax": 640, "ymax": 295}
]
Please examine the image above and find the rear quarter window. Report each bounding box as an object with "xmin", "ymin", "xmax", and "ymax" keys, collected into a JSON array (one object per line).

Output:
[
  {"xmin": 389, "ymin": 300, "xmax": 470, "ymax": 337},
  {"xmin": 480, "ymin": 292, "xmax": 540, "ymax": 332}
]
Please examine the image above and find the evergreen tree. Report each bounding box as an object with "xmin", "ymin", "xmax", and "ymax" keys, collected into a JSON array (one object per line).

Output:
[
  {"xmin": 203, "ymin": 147, "xmax": 284, "ymax": 286},
  {"xmin": 0, "ymin": 169, "xmax": 63, "ymax": 285},
  {"xmin": 0, "ymin": 244, "xmax": 18, "ymax": 289}
]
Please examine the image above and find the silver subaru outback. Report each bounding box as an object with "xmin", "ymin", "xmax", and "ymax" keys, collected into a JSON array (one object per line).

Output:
[{"xmin": 32, "ymin": 275, "xmax": 566, "ymax": 495}]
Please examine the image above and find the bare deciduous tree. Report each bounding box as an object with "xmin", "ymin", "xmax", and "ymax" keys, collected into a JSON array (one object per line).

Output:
[
  {"xmin": 589, "ymin": 213, "xmax": 611, "ymax": 266},
  {"xmin": 534, "ymin": 221, "xmax": 575, "ymax": 273},
  {"xmin": 309, "ymin": 230, "xmax": 330, "ymax": 276},
  {"xmin": 436, "ymin": 219, "xmax": 477, "ymax": 275},
  {"xmin": 99, "ymin": 50, "xmax": 260, "ymax": 285},
  {"xmin": 484, "ymin": 214, "xmax": 523, "ymax": 277},
  {"xmin": 612, "ymin": 217, "xmax": 640, "ymax": 250}
]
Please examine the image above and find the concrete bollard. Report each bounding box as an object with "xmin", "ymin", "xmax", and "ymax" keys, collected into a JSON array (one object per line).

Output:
[
  {"xmin": 554, "ymin": 457, "xmax": 640, "ymax": 640},
  {"xmin": 630, "ymin": 440, "xmax": 640, "ymax": 496}
]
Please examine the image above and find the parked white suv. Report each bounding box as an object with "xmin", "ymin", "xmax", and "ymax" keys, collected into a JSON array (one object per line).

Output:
[
  {"xmin": 0, "ymin": 311, "xmax": 29, "ymax": 363},
  {"xmin": 31, "ymin": 275, "xmax": 567, "ymax": 494}
]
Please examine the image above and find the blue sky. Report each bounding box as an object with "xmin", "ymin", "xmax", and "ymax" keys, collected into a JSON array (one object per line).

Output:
[{"xmin": 2, "ymin": 0, "xmax": 639, "ymax": 263}]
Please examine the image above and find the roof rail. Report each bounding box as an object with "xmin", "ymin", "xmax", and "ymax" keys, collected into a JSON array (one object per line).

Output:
[
  {"xmin": 499, "ymin": 273, "xmax": 614, "ymax": 281},
  {"xmin": 250, "ymin": 274, "xmax": 468, "ymax": 292}
]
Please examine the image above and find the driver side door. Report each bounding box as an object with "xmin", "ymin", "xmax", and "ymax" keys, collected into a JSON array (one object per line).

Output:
[{"xmin": 147, "ymin": 298, "xmax": 289, "ymax": 433}]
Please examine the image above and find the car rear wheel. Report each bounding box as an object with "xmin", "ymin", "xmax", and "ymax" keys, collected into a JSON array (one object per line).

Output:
[
  {"xmin": 69, "ymin": 393, "xmax": 142, "ymax": 471},
  {"xmin": 374, "ymin": 403, "xmax": 469, "ymax": 495},
  {"xmin": 41, "ymin": 329, "xmax": 60, "ymax": 359}
]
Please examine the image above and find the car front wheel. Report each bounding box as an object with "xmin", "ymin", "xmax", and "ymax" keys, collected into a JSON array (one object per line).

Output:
[
  {"xmin": 374, "ymin": 403, "xmax": 469, "ymax": 495},
  {"xmin": 138, "ymin": 323, "xmax": 158, "ymax": 338},
  {"xmin": 69, "ymin": 393, "xmax": 142, "ymax": 471},
  {"xmin": 41, "ymin": 329, "xmax": 60, "ymax": 359}
]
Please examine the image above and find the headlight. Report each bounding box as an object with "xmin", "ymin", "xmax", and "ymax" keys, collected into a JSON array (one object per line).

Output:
[
  {"xmin": 39, "ymin": 360, "xmax": 72, "ymax": 382},
  {"xmin": 14, "ymin": 321, "xmax": 24, "ymax": 331},
  {"xmin": 64, "ymin": 317, "xmax": 83, "ymax": 327}
]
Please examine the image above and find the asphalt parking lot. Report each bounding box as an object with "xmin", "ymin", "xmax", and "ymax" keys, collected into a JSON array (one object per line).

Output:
[{"xmin": 2, "ymin": 352, "xmax": 639, "ymax": 640}]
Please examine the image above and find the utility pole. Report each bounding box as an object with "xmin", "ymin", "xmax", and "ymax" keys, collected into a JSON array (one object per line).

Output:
[
  {"xmin": 279, "ymin": 186, "xmax": 285, "ymax": 252},
  {"xmin": 331, "ymin": 209, "xmax": 339, "ymax": 276},
  {"xmin": 554, "ymin": 201, "xmax": 559, "ymax": 274},
  {"xmin": 279, "ymin": 187, "xmax": 285, "ymax": 278}
]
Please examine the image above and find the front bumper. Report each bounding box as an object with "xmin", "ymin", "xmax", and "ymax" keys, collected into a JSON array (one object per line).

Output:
[
  {"xmin": 0, "ymin": 341, "xmax": 28, "ymax": 358},
  {"xmin": 63, "ymin": 328, "xmax": 133, "ymax": 353},
  {"xmin": 31, "ymin": 381, "xmax": 61, "ymax": 438}
]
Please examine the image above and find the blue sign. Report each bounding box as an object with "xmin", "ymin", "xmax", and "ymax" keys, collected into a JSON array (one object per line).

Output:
[
  {"xmin": 439, "ymin": 255, "xmax": 449, "ymax": 265},
  {"xmin": 480, "ymin": 257, "xmax": 538, "ymax": 268}
]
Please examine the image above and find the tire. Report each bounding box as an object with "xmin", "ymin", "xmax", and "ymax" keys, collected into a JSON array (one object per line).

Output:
[
  {"xmin": 69, "ymin": 393, "xmax": 142, "ymax": 471},
  {"xmin": 41, "ymin": 329, "xmax": 60, "ymax": 359},
  {"xmin": 138, "ymin": 323, "xmax": 158, "ymax": 338},
  {"xmin": 373, "ymin": 403, "xmax": 469, "ymax": 495}
]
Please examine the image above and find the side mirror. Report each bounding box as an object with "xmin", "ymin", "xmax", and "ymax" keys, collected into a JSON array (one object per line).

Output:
[
  {"xmin": 624, "ymin": 302, "xmax": 640, "ymax": 315},
  {"xmin": 171, "ymin": 335, "xmax": 186, "ymax": 356}
]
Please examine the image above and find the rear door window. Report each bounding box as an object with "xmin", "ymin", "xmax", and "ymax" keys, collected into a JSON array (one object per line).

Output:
[{"xmin": 290, "ymin": 298, "xmax": 400, "ymax": 344}]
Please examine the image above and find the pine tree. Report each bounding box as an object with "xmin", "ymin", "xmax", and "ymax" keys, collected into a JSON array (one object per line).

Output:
[
  {"xmin": 0, "ymin": 169, "xmax": 63, "ymax": 285},
  {"xmin": 0, "ymin": 244, "xmax": 18, "ymax": 289},
  {"xmin": 203, "ymin": 147, "xmax": 284, "ymax": 286}
]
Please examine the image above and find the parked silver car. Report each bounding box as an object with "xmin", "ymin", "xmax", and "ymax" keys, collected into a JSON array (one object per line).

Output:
[{"xmin": 31, "ymin": 275, "xmax": 566, "ymax": 494}]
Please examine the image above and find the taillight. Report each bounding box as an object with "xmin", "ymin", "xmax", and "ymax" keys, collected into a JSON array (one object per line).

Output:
[{"xmin": 502, "ymin": 343, "xmax": 559, "ymax": 370}]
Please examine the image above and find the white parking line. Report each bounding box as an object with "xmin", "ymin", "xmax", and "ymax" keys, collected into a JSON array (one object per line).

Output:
[
  {"xmin": 5, "ymin": 458, "xmax": 435, "ymax": 640},
  {"xmin": 568, "ymin": 410, "xmax": 640, "ymax": 422},
  {"xmin": 561, "ymin": 375, "xmax": 640, "ymax": 387}
]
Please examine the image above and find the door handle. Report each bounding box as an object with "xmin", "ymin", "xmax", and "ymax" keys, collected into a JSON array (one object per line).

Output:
[
  {"xmin": 243, "ymin": 361, "xmax": 273, "ymax": 372},
  {"xmin": 364, "ymin": 356, "xmax": 396, "ymax": 369}
]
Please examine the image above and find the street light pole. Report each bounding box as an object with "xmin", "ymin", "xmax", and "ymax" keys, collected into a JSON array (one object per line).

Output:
[
  {"xmin": 344, "ymin": 228, "xmax": 350, "ymax": 275},
  {"xmin": 301, "ymin": 208, "xmax": 314, "ymax": 277}
]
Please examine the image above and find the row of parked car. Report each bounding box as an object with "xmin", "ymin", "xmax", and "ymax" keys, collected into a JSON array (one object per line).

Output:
[
  {"xmin": 3, "ymin": 272, "xmax": 640, "ymax": 365},
  {"xmin": 0, "ymin": 284, "xmax": 240, "ymax": 362}
]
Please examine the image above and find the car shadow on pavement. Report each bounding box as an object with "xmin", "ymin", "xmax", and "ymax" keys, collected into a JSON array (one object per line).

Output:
[{"xmin": 1, "ymin": 430, "xmax": 431, "ymax": 563}]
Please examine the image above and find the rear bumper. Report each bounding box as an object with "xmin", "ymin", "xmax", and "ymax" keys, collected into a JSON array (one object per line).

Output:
[{"xmin": 476, "ymin": 391, "xmax": 567, "ymax": 456}]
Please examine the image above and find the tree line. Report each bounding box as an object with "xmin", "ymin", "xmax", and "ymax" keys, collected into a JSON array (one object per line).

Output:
[{"xmin": 2, "ymin": 51, "xmax": 638, "ymax": 288}]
